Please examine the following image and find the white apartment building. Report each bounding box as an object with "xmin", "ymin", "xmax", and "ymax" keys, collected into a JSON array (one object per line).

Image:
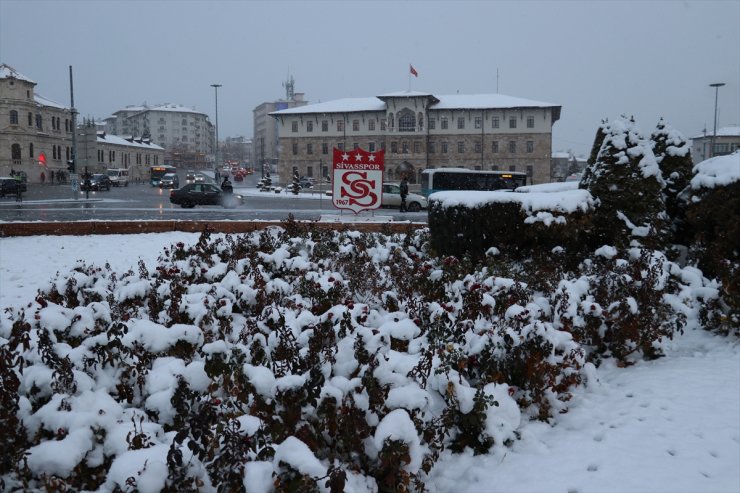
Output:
[
  {"xmin": 691, "ymin": 126, "xmax": 740, "ymax": 163},
  {"xmin": 104, "ymin": 103, "xmax": 214, "ymax": 168},
  {"xmin": 270, "ymin": 91, "xmax": 561, "ymax": 185}
]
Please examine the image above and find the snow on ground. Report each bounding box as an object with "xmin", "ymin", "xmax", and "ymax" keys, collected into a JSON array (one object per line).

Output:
[{"xmin": 1, "ymin": 232, "xmax": 738, "ymax": 493}]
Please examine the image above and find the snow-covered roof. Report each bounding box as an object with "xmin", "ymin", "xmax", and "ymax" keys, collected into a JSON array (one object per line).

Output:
[
  {"xmin": 34, "ymin": 93, "xmax": 68, "ymax": 110},
  {"xmin": 97, "ymin": 134, "xmax": 164, "ymax": 150},
  {"xmin": 0, "ymin": 63, "xmax": 35, "ymax": 83},
  {"xmin": 115, "ymin": 103, "xmax": 205, "ymax": 115},
  {"xmin": 377, "ymin": 90, "xmax": 436, "ymax": 98},
  {"xmin": 691, "ymin": 150, "xmax": 740, "ymax": 189},
  {"xmin": 691, "ymin": 126, "xmax": 740, "ymax": 139},
  {"xmin": 552, "ymin": 151, "xmax": 571, "ymax": 159},
  {"xmin": 270, "ymin": 92, "xmax": 561, "ymax": 117}
]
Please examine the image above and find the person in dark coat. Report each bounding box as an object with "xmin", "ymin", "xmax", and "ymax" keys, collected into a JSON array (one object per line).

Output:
[
  {"xmin": 221, "ymin": 176, "xmax": 233, "ymax": 193},
  {"xmin": 399, "ymin": 176, "xmax": 409, "ymax": 212}
]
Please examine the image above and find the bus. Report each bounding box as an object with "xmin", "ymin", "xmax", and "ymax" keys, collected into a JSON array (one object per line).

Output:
[
  {"xmin": 420, "ymin": 168, "xmax": 528, "ymax": 197},
  {"xmin": 149, "ymin": 165, "xmax": 177, "ymax": 186}
]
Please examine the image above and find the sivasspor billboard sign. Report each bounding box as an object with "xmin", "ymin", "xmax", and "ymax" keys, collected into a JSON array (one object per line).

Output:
[{"xmin": 332, "ymin": 147, "xmax": 384, "ymax": 214}]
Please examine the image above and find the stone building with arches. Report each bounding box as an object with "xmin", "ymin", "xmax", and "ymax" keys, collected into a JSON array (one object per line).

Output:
[{"xmin": 270, "ymin": 90, "xmax": 561, "ymax": 185}]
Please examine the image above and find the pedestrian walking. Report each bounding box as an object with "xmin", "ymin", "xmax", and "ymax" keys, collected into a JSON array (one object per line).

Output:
[
  {"xmin": 15, "ymin": 182, "xmax": 22, "ymax": 202},
  {"xmin": 399, "ymin": 176, "xmax": 409, "ymax": 212}
]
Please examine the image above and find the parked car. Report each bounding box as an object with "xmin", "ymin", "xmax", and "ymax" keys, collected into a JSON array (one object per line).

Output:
[
  {"xmin": 382, "ymin": 182, "xmax": 427, "ymax": 211},
  {"xmin": 158, "ymin": 173, "xmax": 179, "ymax": 189},
  {"xmin": 80, "ymin": 174, "xmax": 112, "ymax": 191},
  {"xmin": 299, "ymin": 178, "xmax": 314, "ymax": 189},
  {"xmin": 0, "ymin": 177, "xmax": 26, "ymax": 197},
  {"xmin": 169, "ymin": 183, "xmax": 244, "ymax": 209}
]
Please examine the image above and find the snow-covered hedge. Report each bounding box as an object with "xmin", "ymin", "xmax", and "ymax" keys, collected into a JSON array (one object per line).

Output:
[
  {"xmin": 0, "ymin": 225, "xmax": 707, "ymax": 491},
  {"xmin": 428, "ymin": 189, "xmax": 594, "ymax": 261}
]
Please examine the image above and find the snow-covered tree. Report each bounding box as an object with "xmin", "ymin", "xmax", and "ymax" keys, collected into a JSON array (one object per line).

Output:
[
  {"xmin": 579, "ymin": 120, "xmax": 608, "ymax": 187},
  {"xmin": 581, "ymin": 116, "xmax": 667, "ymax": 249},
  {"xmin": 650, "ymin": 119, "xmax": 693, "ymax": 237},
  {"xmin": 289, "ymin": 168, "xmax": 301, "ymax": 195}
]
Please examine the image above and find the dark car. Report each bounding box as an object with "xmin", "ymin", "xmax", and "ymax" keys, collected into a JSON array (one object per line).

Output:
[
  {"xmin": 81, "ymin": 174, "xmax": 112, "ymax": 191},
  {"xmin": 0, "ymin": 177, "xmax": 27, "ymax": 197},
  {"xmin": 159, "ymin": 172, "xmax": 179, "ymax": 189},
  {"xmin": 169, "ymin": 183, "xmax": 244, "ymax": 208}
]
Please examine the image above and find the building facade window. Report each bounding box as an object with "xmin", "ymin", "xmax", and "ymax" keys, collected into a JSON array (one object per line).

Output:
[
  {"xmin": 442, "ymin": 142, "xmax": 448, "ymax": 154},
  {"xmin": 414, "ymin": 141, "xmax": 421, "ymax": 153},
  {"xmin": 526, "ymin": 165, "xmax": 534, "ymax": 177},
  {"xmin": 492, "ymin": 141, "xmax": 499, "ymax": 153},
  {"xmin": 457, "ymin": 117, "xmax": 465, "ymax": 129},
  {"xmin": 307, "ymin": 143, "xmax": 313, "ymax": 155},
  {"xmin": 474, "ymin": 116, "xmax": 482, "ymax": 129},
  {"xmin": 10, "ymin": 110, "xmax": 18, "ymax": 125},
  {"xmin": 475, "ymin": 142, "xmax": 481, "ymax": 153},
  {"xmin": 492, "ymin": 117, "xmax": 499, "ymax": 128},
  {"xmin": 429, "ymin": 142, "xmax": 436, "ymax": 153},
  {"xmin": 457, "ymin": 141, "xmax": 465, "ymax": 153},
  {"xmin": 337, "ymin": 120, "xmax": 344, "ymax": 132},
  {"xmin": 28, "ymin": 112, "xmax": 33, "ymax": 126},
  {"xmin": 35, "ymin": 114, "xmax": 42, "ymax": 129},
  {"xmin": 322, "ymin": 120, "xmax": 328, "ymax": 132},
  {"xmin": 526, "ymin": 141, "xmax": 534, "ymax": 153},
  {"xmin": 369, "ymin": 142, "xmax": 376, "ymax": 152},
  {"xmin": 353, "ymin": 120, "xmax": 360, "ymax": 131},
  {"xmin": 353, "ymin": 143, "xmax": 359, "ymax": 150},
  {"xmin": 322, "ymin": 143, "xmax": 328, "ymax": 154},
  {"xmin": 509, "ymin": 117, "xmax": 517, "ymax": 129},
  {"xmin": 11, "ymin": 143, "xmax": 21, "ymax": 160},
  {"xmin": 398, "ymin": 112, "xmax": 416, "ymax": 132},
  {"xmin": 306, "ymin": 121, "xmax": 313, "ymax": 132},
  {"xmin": 292, "ymin": 143, "xmax": 298, "ymax": 155},
  {"xmin": 368, "ymin": 119, "xmax": 375, "ymax": 131},
  {"xmin": 527, "ymin": 116, "xmax": 535, "ymax": 128},
  {"xmin": 441, "ymin": 117, "xmax": 448, "ymax": 130},
  {"xmin": 508, "ymin": 141, "xmax": 516, "ymax": 153},
  {"xmin": 391, "ymin": 142, "xmax": 398, "ymax": 153},
  {"xmin": 337, "ymin": 143, "xmax": 344, "ymax": 151},
  {"xmin": 291, "ymin": 121, "xmax": 298, "ymax": 132},
  {"xmin": 29, "ymin": 143, "xmax": 34, "ymax": 158},
  {"xmin": 307, "ymin": 166, "xmax": 313, "ymax": 177},
  {"xmin": 380, "ymin": 119, "xmax": 386, "ymax": 131},
  {"xmin": 429, "ymin": 119, "xmax": 436, "ymax": 130},
  {"xmin": 402, "ymin": 142, "xmax": 408, "ymax": 153}
]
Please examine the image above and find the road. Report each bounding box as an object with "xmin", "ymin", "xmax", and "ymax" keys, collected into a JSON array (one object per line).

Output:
[{"xmin": 0, "ymin": 172, "xmax": 428, "ymax": 223}]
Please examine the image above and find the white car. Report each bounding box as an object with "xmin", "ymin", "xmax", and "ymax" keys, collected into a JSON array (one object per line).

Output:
[{"xmin": 382, "ymin": 182, "xmax": 427, "ymax": 212}]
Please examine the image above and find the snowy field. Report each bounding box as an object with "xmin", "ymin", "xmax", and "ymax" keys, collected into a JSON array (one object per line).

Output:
[{"xmin": 1, "ymin": 232, "xmax": 738, "ymax": 493}]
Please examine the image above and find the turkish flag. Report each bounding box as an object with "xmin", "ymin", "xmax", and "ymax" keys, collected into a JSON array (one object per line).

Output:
[
  {"xmin": 38, "ymin": 152, "xmax": 47, "ymax": 167},
  {"xmin": 410, "ymin": 64, "xmax": 418, "ymax": 77}
]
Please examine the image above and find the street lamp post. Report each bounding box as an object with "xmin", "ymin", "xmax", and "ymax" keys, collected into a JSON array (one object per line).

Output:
[
  {"xmin": 211, "ymin": 83, "xmax": 221, "ymax": 170},
  {"xmin": 709, "ymin": 82, "xmax": 725, "ymax": 158}
]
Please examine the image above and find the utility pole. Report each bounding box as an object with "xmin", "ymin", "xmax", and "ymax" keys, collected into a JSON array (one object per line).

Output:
[
  {"xmin": 69, "ymin": 66, "xmax": 78, "ymax": 199},
  {"xmin": 709, "ymin": 82, "xmax": 725, "ymax": 158},
  {"xmin": 211, "ymin": 84, "xmax": 221, "ymax": 170}
]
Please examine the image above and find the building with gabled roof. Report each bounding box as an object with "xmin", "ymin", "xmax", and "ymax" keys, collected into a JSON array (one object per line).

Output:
[{"xmin": 270, "ymin": 90, "xmax": 561, "ymax": 185}]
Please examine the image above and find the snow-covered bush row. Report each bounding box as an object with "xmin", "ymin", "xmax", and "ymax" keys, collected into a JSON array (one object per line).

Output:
[{"xmin": 0, "ymin": 224, "xmax": 715, "ymax": 492}]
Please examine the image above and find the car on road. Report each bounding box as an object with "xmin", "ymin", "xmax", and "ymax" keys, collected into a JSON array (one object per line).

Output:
[
  {"xmin": 158, "ymin": 173, "xmax": 179, "ymax": 189},
  {"xmin": 81, "ymin": 174, "xmax": 112, "ymax": 191},
  {"xmin": 185, "ymin": 170, "xmax": 196, "ymax": 183},
  {"xmin": 106, "ymin": 168, "xmax": 129, "ymax": 187},
  {"xmin": 169, "ymin": 183, "xmax": 244, "ymax": 209},
  {"xmin": 382, "ymin": 182, "xmax": 427, "ymax": 211},
  {"xmin": 0, "ymin": 177, "xmax": 27, "ymax": 197},
  {"xmin": 194, "ymin": 173, "xmax": 206, "ymax": 183}
]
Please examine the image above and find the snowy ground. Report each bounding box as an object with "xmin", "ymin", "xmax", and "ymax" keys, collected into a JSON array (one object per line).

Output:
[{"xmin": 1, "ymin": 232, "xmax": 738, "ymax": 493}]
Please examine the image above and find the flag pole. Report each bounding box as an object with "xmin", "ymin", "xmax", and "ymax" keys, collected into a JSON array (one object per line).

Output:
[{"xmin": 408, "ymin": 63, "xmax": 411, "ymax": 92}]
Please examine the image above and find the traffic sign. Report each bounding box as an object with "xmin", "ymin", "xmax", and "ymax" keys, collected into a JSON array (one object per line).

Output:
[{"xmin": 332, "ymin": 148, "xmax": 384, "ymax": 214}]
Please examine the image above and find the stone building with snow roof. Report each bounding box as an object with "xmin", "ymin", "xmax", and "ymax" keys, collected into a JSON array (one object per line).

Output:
[
  {"xmin": 104, "ymin": 103, "xmax": 214, "ymax": 169},
  {"xmin": 0, "ymin": 63, "xmax": 76, "ymax": 183},
  {"xmin": 690, "ymin": 125, "xmax": 740, "ymax": 164},
  {"xmin": 270, "ymin": 91, "xmax": 561, "ymax": 185}
]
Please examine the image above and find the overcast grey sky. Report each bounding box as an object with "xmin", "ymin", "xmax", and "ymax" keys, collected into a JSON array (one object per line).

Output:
[{"xmin": 1, "ymin": 0, "xmax": 738, "ymax": 156}]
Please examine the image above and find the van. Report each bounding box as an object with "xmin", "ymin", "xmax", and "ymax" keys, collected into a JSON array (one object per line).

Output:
[{"xmin": 106, "ymin": 168, "xmax": 129, "ymax": 187}]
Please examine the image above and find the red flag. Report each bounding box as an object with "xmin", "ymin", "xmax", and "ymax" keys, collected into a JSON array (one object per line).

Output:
[{"xmin": 410, "ymin": 64, "xmax": 418, "ymax": 77}]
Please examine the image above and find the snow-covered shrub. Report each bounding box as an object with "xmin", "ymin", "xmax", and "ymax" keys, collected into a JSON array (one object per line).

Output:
[
  {"xmin": 1, "ymin": 222, "xmax": 706, "ymax": 491},
  {"xmin": 553, "ymin": 248, "xmax": 687, "ymax": 364},
  {"xmin": 685, "ymin": 152, "xmax": 740, "ymax": 336},
  {"xmin": 580, "ymin": 116, "xmax": 668, "ymax": 250},
  {"xmin": 651, "ymin": 118, "xmax": 693, "ymax": 243}
]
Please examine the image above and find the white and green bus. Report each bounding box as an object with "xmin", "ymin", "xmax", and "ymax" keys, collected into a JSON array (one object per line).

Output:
[{"xmin": 420, "ymin": 168, "xmax": 527, "ymax": 197}]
